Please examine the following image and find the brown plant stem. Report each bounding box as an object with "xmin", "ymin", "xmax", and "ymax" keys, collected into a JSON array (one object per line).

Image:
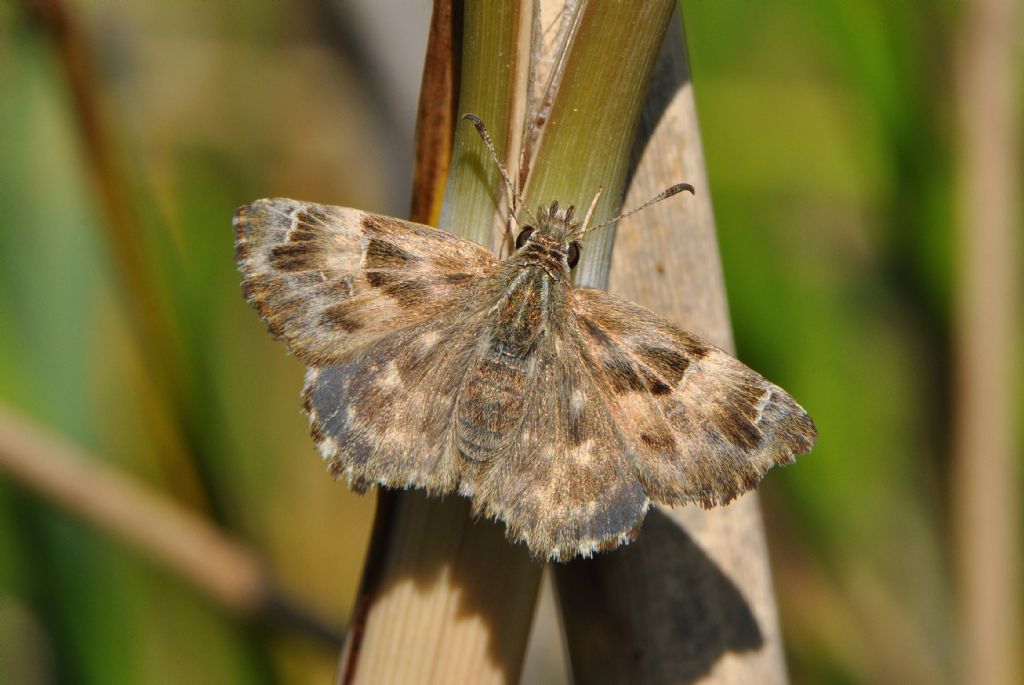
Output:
[
  {"xmin": 409, "ymin": 0, "xmax": 462, "ymax": 227},
  {"xmin": 0, "ymin": 403, "xmax": 342, "ymax": 645},
  {"xmin": 552, "ymin": 14, "xmax": 790, "ymax": 684},
  {"xmin": 951, "ymin": 0, "xmax": 1021, "ymax": 683}
]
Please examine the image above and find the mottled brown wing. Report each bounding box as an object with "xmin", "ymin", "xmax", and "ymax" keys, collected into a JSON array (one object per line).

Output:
[
  {"xmin": 572, "ymin": 288, "xmax": 816, "ymax": 509},
  {"xmin": 234, "ymin": 198, "xmax": 498, "ymax": 366},
  {"xmin": 304, "ymin": 310, "xmax": 491, "ymax": 493},
  {"xmin": 462, "ymin": 321, "xmax": 651, "ymax": 561}
]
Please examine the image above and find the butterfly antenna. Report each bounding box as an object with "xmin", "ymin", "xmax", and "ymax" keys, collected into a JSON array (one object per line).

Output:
[
  {"xmin": 583, "ymin": 182, "xmax": 695, "ymax": 236},
  {"xmin": 462, "ymin": 113, "xmax": 529, "ymax": 249},
  {"xmin": 578, "ymin": 187, "xmax": 604, "ymax": 236}
]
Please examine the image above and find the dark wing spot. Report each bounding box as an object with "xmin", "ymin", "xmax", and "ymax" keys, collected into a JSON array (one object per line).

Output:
[
  {"xmin": 366, "ymin": 271, "xmax": 389, "ymax": 288},
  {"xmin": 646, "ymin": 374, "xmax": 672, "ymax": 395},
  {"xmin": 713, "ymin": 407, "xmax": 763, "ymax": 450},
  {"xmin": 320, "ymin": 304, "xmax": 364, "ymax": 332},
  {"xmin": 365, "ymin": 238, "xmax": 416, "ymax": 269},
  {"xmin": 296, "ymin": 208, "xmax": 329, "ymax": 228},
  {"xmin": 724, "ymin": 381, "xmax": 767, "ymax": 421},
  {"xmin": 269, "ymin": 243, "xmax": 319, "ymax": 272},
  {"xmin": 366, "ymin": 273, "xmax": 431, "ymax": 308},
  {"xmin": 637, "ymin": 345, "xmax": 691, "ymax": 386},
  {"xmin": 603, "ymin": 358, "xmax": 649, "ymax": 393},
  {"xmin": 640, "ymin": 431, "xmax": 676, "ymax": 451},
  {"xmin": 443, "ymin": 272, "xmax": 475, "ymax": 285},
  {"xmin": 585, "ymin": 318, "xmax": 673, "ymax": 395},
  {"xmin": 288, "ymin": 229, "xmax": 317, "ymax": 242},
  {"xmin": 240, "ymin": 274, "xmax": 273, "ymax": 303},
  {"xmin": 681, "ymin": 335, "xmax": 711, "ymax": 359},
  {"xmin": 581, "ymin": 317, "xmax": 614, "ymax": 347},
  {"xmin": 387, "ymin": 279, "xmax": 431, "ymax": 307},
  {"xmin": 567, "ymin": 416, "xmax": 585, "ymax": 446}
]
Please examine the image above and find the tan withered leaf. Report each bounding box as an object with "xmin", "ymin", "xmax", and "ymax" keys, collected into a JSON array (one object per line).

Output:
[{"xmin": 234, "ymin": 198, "xmax": 816, "ymax": 560}]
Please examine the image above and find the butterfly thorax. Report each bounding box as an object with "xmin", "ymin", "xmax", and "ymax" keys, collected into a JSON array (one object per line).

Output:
[
  {"xmin": 488, "ymin": 201, "xmax": 584, "ymax": 360},
  {"xmin": 490, "ymin": 248, "xmax": 568, "ymax": 359}
]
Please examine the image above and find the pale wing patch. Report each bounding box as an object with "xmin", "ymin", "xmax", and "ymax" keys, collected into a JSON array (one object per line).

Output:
[{"xmin": 234, "ymin": 198, "xmax": 497, "ymax": 365}]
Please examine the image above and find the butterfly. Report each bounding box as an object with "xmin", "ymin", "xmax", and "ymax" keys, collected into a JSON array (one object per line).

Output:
[{"xmin": 234, "ymin": 121, "xmax": 816, "ymax": 561}]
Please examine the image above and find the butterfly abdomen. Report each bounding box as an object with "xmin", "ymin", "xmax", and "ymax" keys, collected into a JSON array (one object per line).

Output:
[
  {"xmin": 456, "ymin": 355, "xmax": 530, "ymax": 462},
  {"xmin": 455, "ymin": 265, "xmax": 564, "ymax": 463}
]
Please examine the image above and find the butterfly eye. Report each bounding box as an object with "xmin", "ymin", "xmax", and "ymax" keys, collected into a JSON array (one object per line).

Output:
[
  {"xmin": 515, "ymin": 226, "xmax": 535, "ymax": 249},
  {"xmin": 567, "ymin": 242, "xmax": 581, "ymax": 268}
]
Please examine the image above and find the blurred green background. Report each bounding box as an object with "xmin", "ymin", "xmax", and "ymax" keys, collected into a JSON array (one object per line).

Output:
[{"xmin": 0, "ymin": 1, "xmax": 1019, "ymax": 684}]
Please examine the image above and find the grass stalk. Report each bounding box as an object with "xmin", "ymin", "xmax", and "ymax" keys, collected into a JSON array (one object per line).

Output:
[{"xmin": 951, "ymin": 0, "xmax": 1021, "ymax": 682}]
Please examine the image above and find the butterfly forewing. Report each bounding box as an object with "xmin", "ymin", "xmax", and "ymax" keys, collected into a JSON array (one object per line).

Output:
[
  {"xmin": 234, "ymin": 198, "xmax": 497, "ymax": 366},
  {"xmin": 572, "ymin": 288, "xmax": 817, "ymax": 507}
]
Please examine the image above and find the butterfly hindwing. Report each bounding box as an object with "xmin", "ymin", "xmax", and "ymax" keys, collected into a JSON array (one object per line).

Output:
[
  {"xmin": 234, "ymin": 198, "xmax": 498, "ymax": 365},
  {"xmin": 305, "ymin": 313, "xmax": 489, "ymax": 493},
  {"xmin": 462, "ymin": 316, "xmax": 650, "ymax": 560}
]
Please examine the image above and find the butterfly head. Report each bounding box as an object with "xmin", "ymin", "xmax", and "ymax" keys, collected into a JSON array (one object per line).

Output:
[{"xmin": 513, "ymin": 200, "xmax": 583, "ymax": 271}]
